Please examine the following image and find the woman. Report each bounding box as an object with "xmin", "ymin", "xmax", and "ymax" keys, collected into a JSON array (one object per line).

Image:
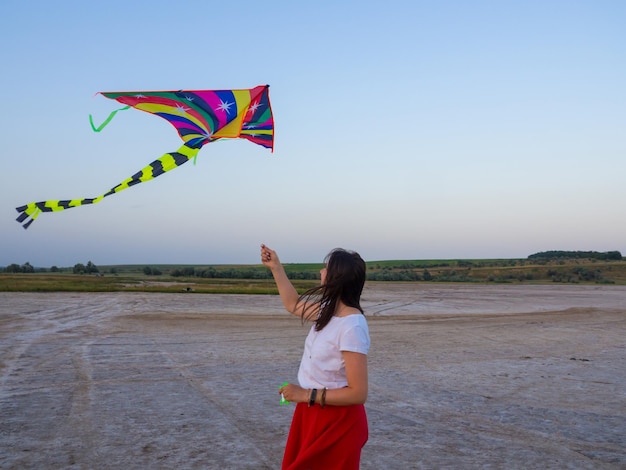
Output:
[{"xmin": 261, "ymin": 244, "xmax": 370, "ymax": 469}]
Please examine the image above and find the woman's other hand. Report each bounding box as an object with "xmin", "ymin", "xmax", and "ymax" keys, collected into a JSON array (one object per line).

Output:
[{"xmin": 278, "ymin": 383, "xmax": 310, "ymax": 404}]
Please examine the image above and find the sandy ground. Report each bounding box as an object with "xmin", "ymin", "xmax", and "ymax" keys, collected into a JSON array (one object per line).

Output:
[{"xmin": 0, "ymin": 284, "xmax": 625, "ymax": 469}]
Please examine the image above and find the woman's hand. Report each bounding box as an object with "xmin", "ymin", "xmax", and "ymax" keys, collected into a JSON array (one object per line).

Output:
[
  {"xmin": 278, "ymin": 383, "xmax": 310, "ymax": 404},
  {"xmin": 261, "ymin": 244, "xmax": 280, "ymax": 270}
]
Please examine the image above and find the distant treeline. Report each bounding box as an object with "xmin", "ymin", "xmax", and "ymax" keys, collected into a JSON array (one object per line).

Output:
[
  {"xmin": 3, "ymin": 261, "xmax": 100, "ymax": 274},
  {"xmin": 527, "ymin": 251, "xmax": 622, "ymax": 261}
]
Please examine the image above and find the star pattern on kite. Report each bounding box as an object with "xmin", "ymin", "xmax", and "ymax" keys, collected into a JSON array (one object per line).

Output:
[
  {"xmin": 174, "ymin": 104, "xmax": 189, "ymax": 114},
  {"xmin": 217, "ymin": 99, "xmax": 233, "ymax": 114},
  {"xmin": 248, "ymin": 101, "xmax": 261, "ymax": 114}
]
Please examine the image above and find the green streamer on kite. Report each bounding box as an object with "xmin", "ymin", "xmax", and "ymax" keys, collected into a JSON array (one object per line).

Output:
[{"xmin": 89, "ymin": 105, "xmax": 131, "ymax": 132}]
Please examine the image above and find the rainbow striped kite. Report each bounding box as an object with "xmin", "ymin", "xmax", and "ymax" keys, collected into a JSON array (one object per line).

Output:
[{"xmin": 16, "ymin": 85, "xmax": 274, "ymax": 229}]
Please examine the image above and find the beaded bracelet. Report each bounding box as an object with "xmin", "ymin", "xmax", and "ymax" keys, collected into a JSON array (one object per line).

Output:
[{"xmin": 320, "ymin": 387, "xmax": 327, "ymax": 408}]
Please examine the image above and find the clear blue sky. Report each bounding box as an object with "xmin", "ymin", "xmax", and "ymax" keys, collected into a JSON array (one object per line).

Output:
[{"xmin": 1, "ymin": 0, "xmax": 624, "ymax": 267}]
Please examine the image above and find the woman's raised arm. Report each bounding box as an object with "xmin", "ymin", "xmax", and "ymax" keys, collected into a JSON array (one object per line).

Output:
[{"xmin": 261, "ymin": 244, "xmax": 314, "ymax": 318}]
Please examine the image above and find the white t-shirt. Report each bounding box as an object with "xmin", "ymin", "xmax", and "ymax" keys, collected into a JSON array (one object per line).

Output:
[{"xmin": 297, "ymin": 314, "xmax": 370, "ymax": 390}]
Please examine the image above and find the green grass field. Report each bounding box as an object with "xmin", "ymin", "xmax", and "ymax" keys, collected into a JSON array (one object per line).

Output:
[{"xmin": 2, "ymin": 258, "xmax": 625, "ymax": 292}]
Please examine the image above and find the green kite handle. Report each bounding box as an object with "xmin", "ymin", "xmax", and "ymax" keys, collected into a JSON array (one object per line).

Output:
[{"xmin": 279, "ymin": 382, "xmax": 290, "ymax": 405}]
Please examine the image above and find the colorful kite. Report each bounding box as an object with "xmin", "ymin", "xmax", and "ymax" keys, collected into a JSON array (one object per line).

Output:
[{"xmin": 16, "ymin": 85, "xmax": 274, "ymax": 229}]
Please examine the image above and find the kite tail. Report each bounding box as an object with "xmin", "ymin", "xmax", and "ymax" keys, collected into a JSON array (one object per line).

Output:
[{"xmin": 15, "ymin": 144, "xmax": 200, "ymax": 229}]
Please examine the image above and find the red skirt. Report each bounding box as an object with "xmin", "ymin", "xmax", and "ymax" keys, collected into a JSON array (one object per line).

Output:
[{"xmin": 282, "ymin": 403, "xmax": 368, "ymax": 470}]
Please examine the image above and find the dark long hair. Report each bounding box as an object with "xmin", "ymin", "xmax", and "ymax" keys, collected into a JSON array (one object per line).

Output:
[{"xmin": 299, "ymin": 248, "xmax": 366, "ymax": 331}]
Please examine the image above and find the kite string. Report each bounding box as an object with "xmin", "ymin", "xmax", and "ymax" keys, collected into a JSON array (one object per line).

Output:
[{"xmin": 89, "ymin": 105, "xmax": 131, "ymax": 132}]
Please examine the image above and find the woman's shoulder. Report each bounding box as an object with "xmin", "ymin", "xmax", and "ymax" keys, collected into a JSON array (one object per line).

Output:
[
  {"xmin": 334, "ymin": 313, "xmax": 370, "ymax": 351},
  {"xmin": 333, "ymin": 312, "xmax": 368, "ymax": 328}
]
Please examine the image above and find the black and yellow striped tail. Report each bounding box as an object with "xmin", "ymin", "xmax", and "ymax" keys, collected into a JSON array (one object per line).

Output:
[{"xmin": 16, "ymin": 144, "xmax": 200, "ymax": 229}]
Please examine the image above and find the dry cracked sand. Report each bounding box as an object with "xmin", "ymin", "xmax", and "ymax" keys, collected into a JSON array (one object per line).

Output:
[{"xmin": 1, "ymin": 284, "xmax": 625, "ymax": 469}]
